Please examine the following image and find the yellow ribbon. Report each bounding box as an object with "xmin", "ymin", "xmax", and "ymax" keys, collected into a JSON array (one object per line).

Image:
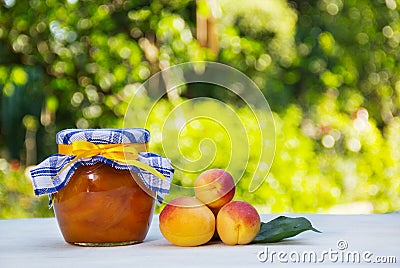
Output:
[
  {"xmin": 58, "ymin": 141, "xmax": 143, "ymax": 162},
  {"xmin": 48, "ymin": 141, "xmax": 166, "ymax": 189}
]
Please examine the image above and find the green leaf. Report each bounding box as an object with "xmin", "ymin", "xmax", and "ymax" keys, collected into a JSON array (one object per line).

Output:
[{"xmin": 252, "ymin": 216, "xmax": 321, "ymax": 243}]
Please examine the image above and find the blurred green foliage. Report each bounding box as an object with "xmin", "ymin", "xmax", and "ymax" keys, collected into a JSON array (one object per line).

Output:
[
  {"xmin": 0, "ymin": 159, "xmax": 53, "ymax": 218},
  {"xmin": 1, "ymin": 0, "xmax": 400, "ymax": 218},
  {"xmin": 133, "ymin": 96, "xmax": 400, "ymax": 214}
]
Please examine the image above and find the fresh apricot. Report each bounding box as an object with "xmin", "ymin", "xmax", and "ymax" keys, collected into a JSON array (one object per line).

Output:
[
  {"xmin": 159, "ymin": 196, "xmax": 215, "ymax": 246},
  {"xmin": 217, "ymin": 201, "xmax": 260, "ymax": 245},
  {"xmin": 194, "ymin": 169, "xmax": 235, "ymax": 209}
]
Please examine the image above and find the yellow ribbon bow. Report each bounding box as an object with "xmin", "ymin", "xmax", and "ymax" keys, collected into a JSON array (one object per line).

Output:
[
  {"xmin": 59, "ymin": 141, "xmax": 140, "ymax": 162},
  {"xmin": 48, "ymin": 141, "xmax": 166, "ymax": 189}
]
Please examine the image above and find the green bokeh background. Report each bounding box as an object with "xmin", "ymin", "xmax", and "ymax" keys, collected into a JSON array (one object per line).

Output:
[{"xmin": 1, "ymin": 0, "xmax": 399, "ymax": 218}]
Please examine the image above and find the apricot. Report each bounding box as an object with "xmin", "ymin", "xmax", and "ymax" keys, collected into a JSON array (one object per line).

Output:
[
  {"xmin": 159, "ymin": 196, "xmax": 215, "ymax": 246},
  {"xmin": 194, "ymin": 169, "xmax": 235, "ymax": 209},
  {"xmin": 217, "ymin": 201, "xmax": 260, "ymax": 245}
]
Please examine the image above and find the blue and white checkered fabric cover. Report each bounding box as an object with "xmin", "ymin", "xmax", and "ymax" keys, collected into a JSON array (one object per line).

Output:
[
  {"xmin": 56, "ymin": 128, "xmax": 151, "ymax": 145},
  {"xmin": 30, "ymin": 129, "xmax": 173, "ymax": 204}
]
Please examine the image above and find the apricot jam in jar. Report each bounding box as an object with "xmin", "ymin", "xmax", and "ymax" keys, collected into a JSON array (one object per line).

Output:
[{"xmin": 30, "ymin": 129, "xmax": 173, "ymax": 246}]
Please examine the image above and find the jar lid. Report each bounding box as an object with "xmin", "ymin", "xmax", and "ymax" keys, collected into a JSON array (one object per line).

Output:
[
  {"xmin": 30, "ymin": 128, "xmax": 173, "ymax": 204},
  {"xmin": 56, "ymin": 128, "xmax": 150, "ymax": 145}
]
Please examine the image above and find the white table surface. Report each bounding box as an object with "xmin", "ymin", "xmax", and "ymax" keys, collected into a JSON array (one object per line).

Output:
[{"xmin": 0, "ymin": 214, "xmax": 399, "ymax": 267}]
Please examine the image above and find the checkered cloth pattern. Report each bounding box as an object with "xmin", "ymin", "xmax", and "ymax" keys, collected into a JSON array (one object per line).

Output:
[{"xmin": 29, "ymin": 129, "xmax": 173, "ymax": 204}]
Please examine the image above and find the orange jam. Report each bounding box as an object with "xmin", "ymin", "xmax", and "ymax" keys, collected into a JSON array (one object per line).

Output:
[{"xmin": 53, "ymin": 162, "xmax": 155, "ymax": 246}]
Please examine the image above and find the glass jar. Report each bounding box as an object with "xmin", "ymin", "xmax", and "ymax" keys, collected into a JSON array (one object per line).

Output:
[
  {"xmin": 30, "ymin": 128, "xmax": 173, "ymax": 246},
  {"xmin": 53, "ymin": 162, "xmax": 156, "ymax": 246}
]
